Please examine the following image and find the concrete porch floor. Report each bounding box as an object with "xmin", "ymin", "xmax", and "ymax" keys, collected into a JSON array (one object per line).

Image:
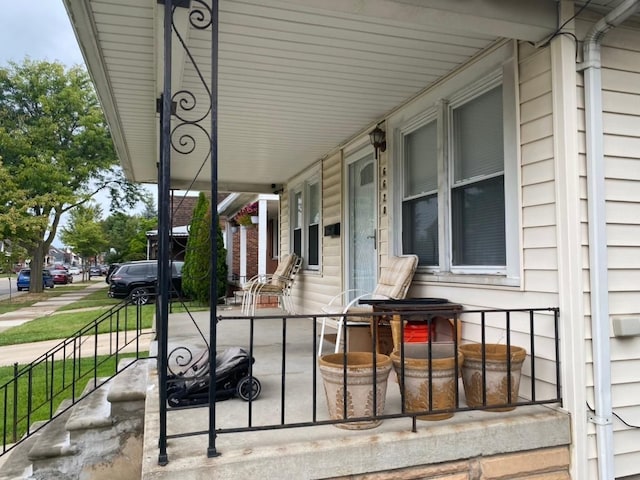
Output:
[{"xmin": 142, "ymin": 305, "xmax": 571, "ymax": 480}]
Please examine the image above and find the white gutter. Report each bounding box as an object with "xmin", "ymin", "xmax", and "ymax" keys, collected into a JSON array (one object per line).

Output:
[{"xmin": 578, "ymin": 1, "xmax": 640, "ymax": 478}]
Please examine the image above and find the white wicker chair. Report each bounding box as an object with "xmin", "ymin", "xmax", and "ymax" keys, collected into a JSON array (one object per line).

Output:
[
  {"xmin": 318, "ymin": 255, "xmax": 418, "ymax": 356},
  {"xmin": 241, "ymin": 253, "xmax": 302, "ymax": 316}
]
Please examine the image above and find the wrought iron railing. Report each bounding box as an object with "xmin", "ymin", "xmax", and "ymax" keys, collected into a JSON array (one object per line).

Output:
[
  {"xmin": 0, "ymin": 298, "xmax": 151, "ymax": 457},
  {"xmin": 159, "ymin": 306, "xmax": 561, "ymax": 461}
]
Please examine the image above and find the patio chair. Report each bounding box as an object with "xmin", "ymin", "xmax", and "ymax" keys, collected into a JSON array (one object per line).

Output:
[
  {"xmin": 318, "ymin": 254, "xmax": 419, "ymax": 356},
  {"xmin": 241, "ymin": 253, "xmax": 302, "ymax": 315}
]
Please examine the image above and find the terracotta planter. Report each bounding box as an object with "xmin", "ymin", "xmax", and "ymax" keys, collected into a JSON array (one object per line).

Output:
[
  {"xmin": 391, "ymin": 344, "xmax": 463, "ymax": 420},
  {"xmin": 458, "ymin": 343, "xmax": 526, "ymax": 412},
  {"xmin": 318, "ymin": 352, "xmax": 392, "ymax": 430}
]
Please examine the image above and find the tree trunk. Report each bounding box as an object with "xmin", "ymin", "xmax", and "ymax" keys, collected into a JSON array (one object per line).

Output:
[{"xmin": 30, "ymin": 245, "xmax": 45, "ymax": 293}]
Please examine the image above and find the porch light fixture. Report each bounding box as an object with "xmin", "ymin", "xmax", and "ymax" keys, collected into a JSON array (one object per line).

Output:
[{"xmin": 369, "ymin": 124, "xmax": 386, "ymax": 159}]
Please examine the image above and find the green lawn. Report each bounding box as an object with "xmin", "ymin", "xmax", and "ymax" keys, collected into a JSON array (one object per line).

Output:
[
  {"xmin": 0, "ymin": 352, "xmax": 148, "ymax": 442},
  {"xmin": 0, "ymin": 304, "xmax": 155, "ymax": 346},
  {"xmin": 168, "ymin": 299, "xmax": 210, "ymax": 314},
  {"xmin": 56, "ymin": 288, "xmax": 120, "ymax": 311},
  {"xmin": 0, "ymin": 284, "xmax": 87, "ymax": 315}
]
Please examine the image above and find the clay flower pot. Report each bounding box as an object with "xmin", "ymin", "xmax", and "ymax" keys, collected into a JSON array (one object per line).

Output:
[
  {"xmin": 458, "ymin": 343, "xmax": 526, "ymax": 412},
  {"xmin": 391, "ymin": 343, "xmax": 463, "ymax": 420},
  {"xmin": 318, "ymin": 352, "xmax": 392, "ymax": 429}
]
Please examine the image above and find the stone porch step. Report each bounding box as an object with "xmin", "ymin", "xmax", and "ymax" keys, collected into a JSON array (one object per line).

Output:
[
  {"xmin": 0, "ymin": 421, "xmax": 46, "ymax": 480},
  {"xmin": 27, "ymin": 400, "xmax": 78, "ymax": 462}
]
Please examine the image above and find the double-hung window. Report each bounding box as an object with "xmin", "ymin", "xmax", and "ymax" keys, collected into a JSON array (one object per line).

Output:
[
  {"xmin": 451, "ymin": 85, "xmax": 505, "ymax": 268},
  {"xmin": 401, "ymin": 70, "xmax": 517, "ymax": 281},
  {"xmin": 291, "ymin": 175, "xmax": 320, "ymax": 270}
]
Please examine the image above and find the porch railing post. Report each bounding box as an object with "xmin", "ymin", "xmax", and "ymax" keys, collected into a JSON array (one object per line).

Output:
[
  {"xmin": 157, "ymin": 0, "xmax": 173, "ymax": 466},
  {"xmin": 207, "ymin": 0, "xmax": 220, "ymax": 458}
]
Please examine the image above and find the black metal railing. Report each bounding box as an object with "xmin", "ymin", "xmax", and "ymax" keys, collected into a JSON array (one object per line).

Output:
[
  {"xmin": 0, "ymin": 298, "xmax": 151, "ymax": 457},
  {"xmin": 159, "ymin": 306, "xmax": 561, "ymax": 459}
]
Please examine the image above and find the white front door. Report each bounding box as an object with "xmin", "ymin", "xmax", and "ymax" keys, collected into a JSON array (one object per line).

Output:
[{"xmin": 346, "ymin": 151, "xmax": 377, "ymax": 300}]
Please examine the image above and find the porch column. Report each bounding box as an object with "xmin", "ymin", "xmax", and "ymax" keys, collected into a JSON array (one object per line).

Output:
[
  {"xmin": 551, "ymin": 3, "xmax": 587, "ymax": 479},
  {"xmin": 225, "ymin": 223, "xmax": 233, "ymax": 284},
  {"xmin": 258, "ymin": 198, "xmax": 267, "ymax": 276},
  {"xmin": 240, "ymin": 226, "xmax": 247, "ymax": 285}
]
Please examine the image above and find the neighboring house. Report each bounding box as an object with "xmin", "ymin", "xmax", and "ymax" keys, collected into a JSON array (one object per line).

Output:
[
  {"xmin": 45, "ymin": 246, "xmax": 66, "ymax": 266},
  {"xmin": 145, "ymin": 193, "xmax": 209, "ymax": 260},
  {"xmin": 218, "ymin": 193, "xmax": 280, "ymax": 290},
  {"xmin": 64, "ymin": 1, "xmax": 640, "ymax": 479}
]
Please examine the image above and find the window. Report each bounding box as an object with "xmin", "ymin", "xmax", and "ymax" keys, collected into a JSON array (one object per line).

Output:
[
  {"xmin": 402, "ymin": 119, "xmax": 438, "ymax": 266},
  {"xmin": 400, "ymin": 71, "xmax": 516, "ymax": 279},
  {"xmin": 451, "ymin": 86, "xmax": 505, "ymax": 267},
  {"xmin": 290, "ymin": 175, "xmax": 321, "ymax": 270}
]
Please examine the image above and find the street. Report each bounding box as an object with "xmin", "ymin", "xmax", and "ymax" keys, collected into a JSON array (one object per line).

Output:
[
  {"xmin": 0, "ymin": 274, "xmax": 84, "ymax": 301},
  {"xmin": 0, "ymin": 276, "xmax": 24, "ymax": 301}
]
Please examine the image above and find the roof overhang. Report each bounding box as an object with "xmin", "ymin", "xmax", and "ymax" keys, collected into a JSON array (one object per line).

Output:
[{"xmin": 63, "ymin": 0, "xmax": 564, "ymax": 193}]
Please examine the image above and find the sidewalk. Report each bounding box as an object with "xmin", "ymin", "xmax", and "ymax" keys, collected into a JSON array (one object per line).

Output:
[
  {"xmin": 0, "ymin": 279, "xmax": 151, "ymax": 367},
  {"xmin": 0, "ymin": 279, "xmax": 108, "ymax": 333}
]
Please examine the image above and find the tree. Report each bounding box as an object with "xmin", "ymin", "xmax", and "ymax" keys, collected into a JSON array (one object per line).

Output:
[
  {"xmin": 214, "ymin": 213, "xmax": 228, "ymax": 302},
  {"xmin": 102, "ymin": 210, "xmax": 156, "ymax": 264},
  {"xmin": 182, "ymin": 193, "xmax": 210, "ymax": 303},
  {"xmin": 0, "ymin": 59, "xmax": 143, "ymax": 292},
  {"xmin": 60, "ymin": 204, "xmax": 108, "ymax": 280},
  {"xmin": 182, "ymin": 193, "xmax": 227, "ymax": 304}
]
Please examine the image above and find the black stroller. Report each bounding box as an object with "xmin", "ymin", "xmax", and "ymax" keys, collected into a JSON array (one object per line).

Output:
[{"xmin": 166, "ymin": 346, "xmax": 261, "ymax": 407}]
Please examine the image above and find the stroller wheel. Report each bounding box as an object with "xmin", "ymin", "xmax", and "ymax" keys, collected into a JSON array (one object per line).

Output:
[{"xmin": 237, "ymin": 376, "xmax": 261, "ymax": 401}]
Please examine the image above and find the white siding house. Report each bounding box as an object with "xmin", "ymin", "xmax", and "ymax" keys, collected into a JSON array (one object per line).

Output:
[
  {"xmin": 63, "ymin": 1, "xmax": 640, "ymax": 478},
  {"xmin": 280, "ymin": 13, "xmax": 640, "ymax": 480}
]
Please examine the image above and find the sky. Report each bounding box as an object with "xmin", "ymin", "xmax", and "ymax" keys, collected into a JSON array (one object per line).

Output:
[{"xmin": 0, "ymin": 1, "xmax": 157, "ymax": 245}]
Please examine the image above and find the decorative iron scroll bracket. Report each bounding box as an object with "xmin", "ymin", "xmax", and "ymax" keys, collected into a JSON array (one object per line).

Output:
[{"xmin": 156, "ymin": 96, "xmax": 177, "ymax": 116}]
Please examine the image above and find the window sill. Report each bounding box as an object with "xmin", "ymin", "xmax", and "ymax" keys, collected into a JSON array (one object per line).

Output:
[{"xmin": 415, "ymin": 271, "xmax": 520, "ymax": 288}]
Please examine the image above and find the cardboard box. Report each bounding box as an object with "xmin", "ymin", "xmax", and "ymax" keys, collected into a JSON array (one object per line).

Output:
[{"xmin": 323, "ymin": 324, "xmax": 378, "ymax": 353}]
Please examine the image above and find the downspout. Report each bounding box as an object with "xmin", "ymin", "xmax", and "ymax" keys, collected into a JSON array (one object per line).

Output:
[{"xmin": 578, "ymin": 1, "xmax": 640, "ymax": 478}]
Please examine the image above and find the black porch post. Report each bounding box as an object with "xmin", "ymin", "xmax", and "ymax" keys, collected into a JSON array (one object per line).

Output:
[
  {"xmin": 207, "ymin": 0, "xmax": 220, "ymax": 458},
  {"xmin": 157, "ymin": 0, "xmax": 173, "ymax": 466}
]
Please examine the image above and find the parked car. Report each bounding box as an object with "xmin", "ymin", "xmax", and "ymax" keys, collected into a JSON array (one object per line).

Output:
[
  {"xmin": 16, "ymin": 269, "xmax": 55, "ymax": 291},
  {"xmin": 89, "ymin": 265, "xmax": 102, "ymax": 277},
  {"xmin": 68, "ymin": 266, "xmax": 81, "ymax": 275},
  {"xmin": 51, "ymin": 269, "xmax": 72, "ymax": 285},
  {"xmin": 108, "ymin": 260, "xmax": 184, "ymax": 305}
]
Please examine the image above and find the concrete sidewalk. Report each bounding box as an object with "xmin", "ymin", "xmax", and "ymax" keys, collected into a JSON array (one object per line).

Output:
[
  {"xmin": 0, "ymin": 279, "xmax": 109, "ymax": 333},
  {"xmin": 0, "ymin": 279, "xmax": 152, "ymax": 367}
]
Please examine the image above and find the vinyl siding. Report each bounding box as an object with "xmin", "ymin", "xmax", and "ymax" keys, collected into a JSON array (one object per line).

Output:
[
  {"xmin": 287, "ymin": 152, "xmax": 343, "ymax": 313},
  {"xmin": 577, "ymin": 17, "xmax": 640, "ymax": 478},
  {"xmin": 280, "ymin": 25, "xmax": 640, "ymax": 476}
]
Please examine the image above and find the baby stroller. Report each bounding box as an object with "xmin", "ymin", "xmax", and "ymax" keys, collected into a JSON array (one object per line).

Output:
[{"xmin": 166, "ymin": 346, "xmax": 261, "ymax": 407}]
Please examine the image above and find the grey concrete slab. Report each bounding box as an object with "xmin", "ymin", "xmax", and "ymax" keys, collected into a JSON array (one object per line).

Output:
[{"xmin": 141, "ymin": 306, "xmax": 571, "ymax": 480}]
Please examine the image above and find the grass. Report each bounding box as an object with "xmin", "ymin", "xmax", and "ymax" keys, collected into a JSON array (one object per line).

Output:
[
  {"xmin": 0, "ymin": 282, "xmax": 154, "ymax": 442},
  {"xmin": 0, "ymin": 352, "xmax": 148, "ymax": 442},
  {"xmin": 0, "ymin": 304, "xmax": 155, "ymax": 346},
  {"xmin": 56, "ymin": 288, "xmax": 120, "ymax": 311},
  {"xmin": 0, "ymin": 284, "xmax": 88, "ymax": 315},
  {"xmin": 168, "ymin": 299, "xmax": 210, "ymax": 313}
]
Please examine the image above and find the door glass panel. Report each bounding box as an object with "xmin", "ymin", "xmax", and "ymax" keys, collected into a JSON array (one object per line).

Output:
[{"xmin": 348, "ymin": 154, "xmax": 376, "ymax": 300}]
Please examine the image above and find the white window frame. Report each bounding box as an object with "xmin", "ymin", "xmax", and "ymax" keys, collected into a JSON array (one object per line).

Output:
[
  {"xmin": 398, "ymin": 61, "xmax": 519, "ymax": 284},
  {"xmin": 289, "ymin": 170, "xmax": 321, "ymax": 271}
]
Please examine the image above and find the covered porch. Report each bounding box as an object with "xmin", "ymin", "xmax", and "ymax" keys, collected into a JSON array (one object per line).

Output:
[
  {"xmin": 142, "ymin": 304, "xmax": 569, "ymax": 479},
  {"xmin": 60, "ymin": 0, "xmax": 640, "ymax": 478}
]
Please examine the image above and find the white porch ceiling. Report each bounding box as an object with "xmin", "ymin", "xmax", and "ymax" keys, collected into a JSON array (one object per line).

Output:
[{"xmin": 64, "ymin": 0, "xmax": 564, "ymax": 193}]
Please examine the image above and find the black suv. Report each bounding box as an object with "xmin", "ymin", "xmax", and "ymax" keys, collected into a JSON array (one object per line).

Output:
[{"xmin": 108, "ymin": 260, "xmax": 184, "ymax": 304}]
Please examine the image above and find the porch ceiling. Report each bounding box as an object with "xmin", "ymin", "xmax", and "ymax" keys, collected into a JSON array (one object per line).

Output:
[{"xmin": 64, "ymin": 0, "xmax": 561, "ymax": 193}]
